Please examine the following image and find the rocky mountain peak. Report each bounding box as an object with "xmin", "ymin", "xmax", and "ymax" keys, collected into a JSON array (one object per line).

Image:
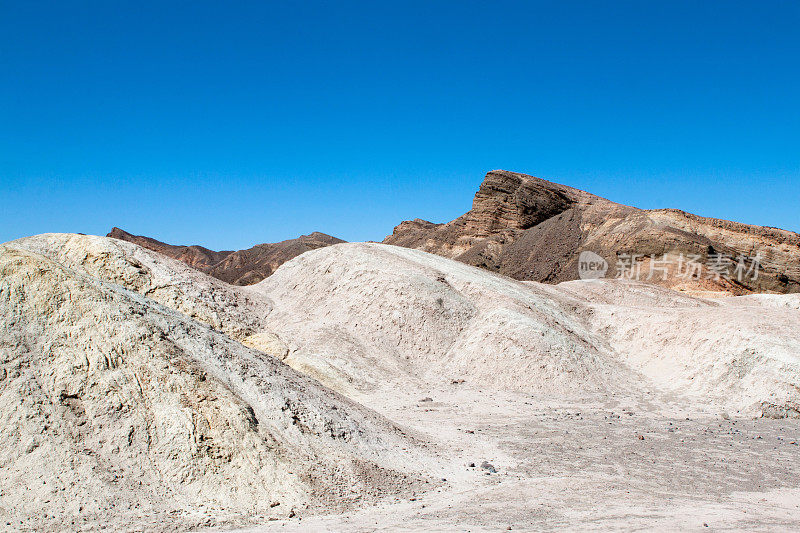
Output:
[{"xmin": 464, "ymin": 170, "xmax": 591, "ymax": 234}]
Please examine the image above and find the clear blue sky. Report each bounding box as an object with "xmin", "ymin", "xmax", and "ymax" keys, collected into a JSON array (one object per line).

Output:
[{"xmin": 2, "ymin": 1, "xmax": 798, "ymax": 249}]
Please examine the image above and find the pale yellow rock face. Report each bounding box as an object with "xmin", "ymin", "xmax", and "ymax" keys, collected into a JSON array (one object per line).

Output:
[
  {"xmin": 7, "ymin": 233, "xmax": 275, "ymax": 340},
  {"xmin": 242, "ymin": 330, "xmax": 290, "ymax": 359}
]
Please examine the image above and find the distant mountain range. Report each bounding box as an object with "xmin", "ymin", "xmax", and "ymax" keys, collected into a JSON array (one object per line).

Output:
[
  {"xmin": 107, "ymin": 227, "xmax": 343, "ymax": 285},
  {"xmin": 108, "ymin": 170, "xmax": 800, "ymax": 294}
]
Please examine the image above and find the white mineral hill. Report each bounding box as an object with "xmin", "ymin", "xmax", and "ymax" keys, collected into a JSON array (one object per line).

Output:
[{"xmin": 2, "ymin": 234, "xmax": 799, "ymax": 531}]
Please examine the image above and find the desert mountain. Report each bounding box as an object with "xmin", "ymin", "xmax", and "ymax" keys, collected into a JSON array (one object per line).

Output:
[
  {"xmin": 384, "ymin": 170, "xmax": 800, "ymax": 295},
  {"xmin": 107, "ymin": 227, "xmax": 344, "ymax": 285},
  {"xmin": 2, "ymin": 233, "xmax": 800, "ymax": 530}
]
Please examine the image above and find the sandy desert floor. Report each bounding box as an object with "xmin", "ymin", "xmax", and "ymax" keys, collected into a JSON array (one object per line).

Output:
[{"xmin": 226, "ymin": 385, "xmax": 800, "ymax": 532}]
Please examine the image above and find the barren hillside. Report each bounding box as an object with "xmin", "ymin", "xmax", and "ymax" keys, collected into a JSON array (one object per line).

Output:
[{"xmin": 0, "ymin": 237, "xmax": 427, "ymax": 531}]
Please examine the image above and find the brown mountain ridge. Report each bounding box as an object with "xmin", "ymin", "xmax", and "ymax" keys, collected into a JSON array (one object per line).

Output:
[
  {"xmin": 108, "ymin": 170, "xmax": 799, "ymax": 294},
  {"xmin": 107, "ymin": 227, "xmax": 344, "ymax": 285}
]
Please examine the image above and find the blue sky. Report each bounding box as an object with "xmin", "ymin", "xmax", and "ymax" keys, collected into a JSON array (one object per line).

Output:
[{"xmin": 2, "ymin": 1, "xmax": 798, "ymax": 249}]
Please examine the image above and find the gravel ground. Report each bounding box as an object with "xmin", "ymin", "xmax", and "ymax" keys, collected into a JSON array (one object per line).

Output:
[{"xmin": 229, "ymin": 385, "xmax": 800, "ymax": 532}]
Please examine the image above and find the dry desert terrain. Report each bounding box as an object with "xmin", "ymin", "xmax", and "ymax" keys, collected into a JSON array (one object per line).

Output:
[{"xmin": 1, "ymin": 233, "xmax": 799, "ymax": 531}]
